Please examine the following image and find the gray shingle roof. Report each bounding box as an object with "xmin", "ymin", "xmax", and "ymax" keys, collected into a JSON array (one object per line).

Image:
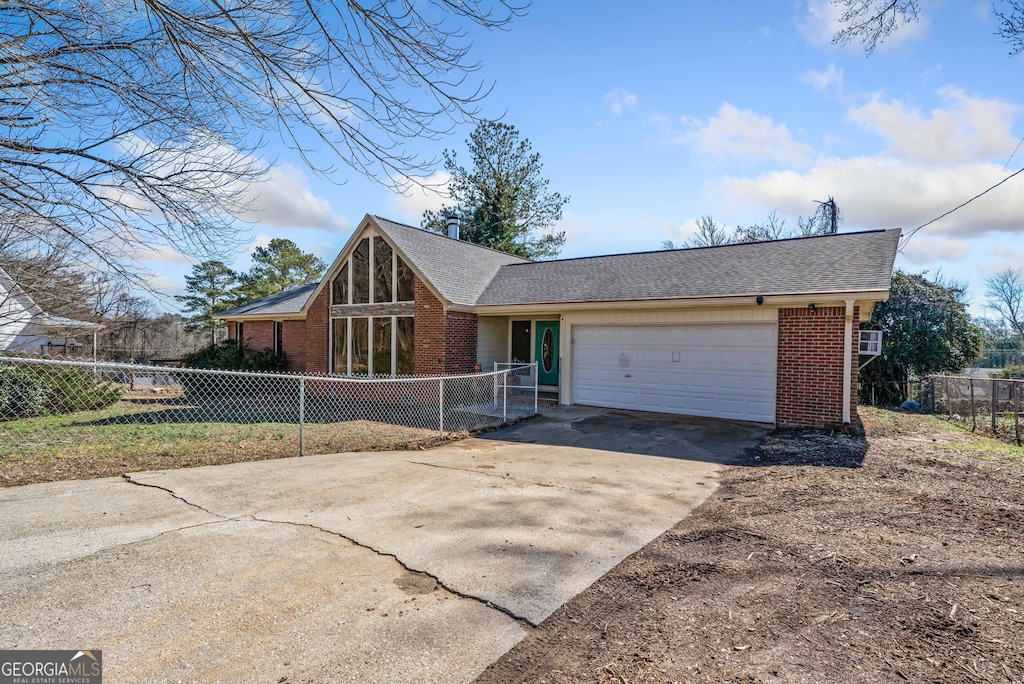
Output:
[
  {"xmin": 220, "ymin": 282, "xmax": 319, "ymax": 317},
  {"xmin": 371, "ymin": 216, "xmax": 531, "ymax": 306},
  {"xmin": 475, "ymin": 229, "xmax": 901, "ymax": 306}
]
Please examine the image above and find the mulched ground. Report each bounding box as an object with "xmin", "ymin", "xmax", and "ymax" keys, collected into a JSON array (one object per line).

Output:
[{"xmin": 477, "ymin": 408, "xmax": 1024, "ymax": 683}]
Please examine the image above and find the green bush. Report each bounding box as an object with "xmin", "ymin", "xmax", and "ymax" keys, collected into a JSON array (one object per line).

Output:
[
  {"xmin": 0, "ymin": 367, "xmax": 49, "ymax": 419},
  {"xmin": 179, "ymin": 340, "xmax": 287, "ymax": 403},
  {"xmin": 0, "ymin": 365, "xmax": 122, "ymax": 419},
  {"xmin": 995, "ymin": 364, "xmax": 1024, "ymax": 379},
  {"xmin": 45, "ymin": 367, "xmax": 123, "ymax": 412},
  {"xmin": 181, "ymin": 340, "xmax": 285, "ymax": 372}
]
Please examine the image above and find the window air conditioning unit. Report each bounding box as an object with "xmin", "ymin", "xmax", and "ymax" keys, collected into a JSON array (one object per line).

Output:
[{"xmin": 859, "ymin": 330, "xmax": 882, "ymax": 356}]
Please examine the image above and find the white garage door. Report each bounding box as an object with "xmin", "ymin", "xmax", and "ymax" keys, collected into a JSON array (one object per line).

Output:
[{"xmin": 571, "ymin": 324, "xmax": 777, "ymax": 423}]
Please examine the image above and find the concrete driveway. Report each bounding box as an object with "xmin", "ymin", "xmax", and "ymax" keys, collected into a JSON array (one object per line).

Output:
[{"xmin": 0, "ymin": 406, "xmax": 766, "ymax": 683}]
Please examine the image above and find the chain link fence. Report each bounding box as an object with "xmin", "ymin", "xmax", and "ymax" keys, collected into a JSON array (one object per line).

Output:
[
  {"xmin": 922, "ymin": 375, "xmax": 1023, "ymax": 446},
  {"xmin": 0, "ymin": 356, "xmax": 538, "ymax": 462}
]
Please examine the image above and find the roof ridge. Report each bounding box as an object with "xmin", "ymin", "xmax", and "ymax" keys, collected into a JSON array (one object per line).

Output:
[
  {"xmin": 499, "ymin": 228, "xmax": 897, "ymax": 267},
  {"xmin": 372, "ymin": 215, "xmax": 533, "ymax": 263}
]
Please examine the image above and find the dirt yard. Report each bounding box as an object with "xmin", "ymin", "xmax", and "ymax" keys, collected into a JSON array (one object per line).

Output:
[{"xmin": 477, "ymin": 408, "xmax": 1024, "ymax": 683}]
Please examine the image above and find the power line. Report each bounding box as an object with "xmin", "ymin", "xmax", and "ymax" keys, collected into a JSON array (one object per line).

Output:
[{"xmin": 899, "ymin": 166, "xmax": 1024, "ymax": 251}]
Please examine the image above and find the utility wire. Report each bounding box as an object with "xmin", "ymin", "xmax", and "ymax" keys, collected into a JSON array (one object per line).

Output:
[{"xmin": 899, "ymin": 166, "xmax": 1024, "ymax": 251}]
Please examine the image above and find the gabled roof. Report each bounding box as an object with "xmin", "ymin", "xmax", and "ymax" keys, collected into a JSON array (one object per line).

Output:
[
  {"xmin": 220, "ymin": 218, "xmax": 901, "ymax": 318},
  {"xmin": 0, "ymin": 266, "xmax": 103, "ymax": 329},
  {"xmin": 475, "ymin": 229, "xmax": 901, "ymax": 306},
  {"xmin": 220, "ymin": 282, "xmax": 318, "ymax": 317},
  {"xmin": 371, "ymin": 216, "xmax": 530, "ymax": 306},
  {"xmin": 0, "ymin": 265, "xmax": 43, "ymax": 317}
]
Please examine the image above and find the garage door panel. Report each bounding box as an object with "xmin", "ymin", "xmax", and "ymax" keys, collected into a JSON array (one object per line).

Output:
[{"xmin": 572, "ymin": 324, "xmax": 776, "ymax": 423}]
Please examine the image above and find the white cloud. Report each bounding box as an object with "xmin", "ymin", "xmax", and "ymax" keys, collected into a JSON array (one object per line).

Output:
[
  {"xmin": 800, "ymin": 63, "xmax": 844, "ymax": 92},
  {"xmin": 983, "ymin": 242, "xmax": 1024, "ymax": 273},
  {"xmin": 236, "ymin": 162, "xmax": 349, "ymax": 232},
  {"xmin": 704, "ymin": 86, "xmax": 1024, "ymax": 241},
  {"xmin": 672, "ymin": 104, "xmax": 813, "ymax": 166},
  {"xmin": 603, "ymin": 88, "xmax": 638, "ymax": 117},
  {"xmin": 148, "ymin": 274, "xmax": 184, "ymax": 297},
  {"xmin": 134, "ymin": 244, "xmax": 191, "ymax": 265},
  {"xmin": 798, "ymin": 0, "xmax": 929, "ymax": 50},
  {"xmin": 558, "ymin": 212, "xmax": 593, "ymax": 246},
  {"xmin": 711, "ymin": 157, "xmax": 1024, "ymax": 238},
  {"xmin": 387, "ymin": 171, "xmax": 452, "ymax": 224},
  {"xmin": 900, "ymin": 235, "xmax": 971, "ymax": 264},
  {"xmin": 847, "ymin": 87, "xmax": 1020, "ymax": 165}
]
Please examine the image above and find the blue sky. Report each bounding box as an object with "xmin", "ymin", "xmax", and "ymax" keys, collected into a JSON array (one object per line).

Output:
[{"xmin": 141, "ymin": 1, "xmax": 1024, "ymax": 317}]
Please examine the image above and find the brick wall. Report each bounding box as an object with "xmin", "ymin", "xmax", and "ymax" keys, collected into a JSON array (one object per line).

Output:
[
  {"xmin": 412, "ymin": 277, "xmax": 478, "ymax": 375},
  {"xmin": 242, "ymin": 320, "xmax": 274, "ymax": 351},
  {"xmin": 776, "ymin": 305, "xmax": 860, "ymax": 428},
  {"xmin": 303, "ymin": 286, "xmax": 330, "ymax": 374},
  {"xmin": 444, "ymin": 310, "xmax": 478, "ymax": 374},
  {"xmin": 414, "ymin": 277, "xmax": 446, "ymax": 375},
  {"xmin": 281, "ymin": 320, "xmax": 306, "ymax": 372}
]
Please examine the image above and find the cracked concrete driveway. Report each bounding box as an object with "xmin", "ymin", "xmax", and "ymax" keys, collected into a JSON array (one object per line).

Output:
[{"xmin": 0, "ymin": 406, "xmax": 766, "ymax": 683}]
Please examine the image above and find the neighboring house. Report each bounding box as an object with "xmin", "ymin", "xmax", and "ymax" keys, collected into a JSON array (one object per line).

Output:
[
  {"xmin": 0, "ymin": 266, "xmax": 103, "ymax": 357},
  {"xmin": 220, "ymin": 214, "xmax": 900, "ymax": 428}
]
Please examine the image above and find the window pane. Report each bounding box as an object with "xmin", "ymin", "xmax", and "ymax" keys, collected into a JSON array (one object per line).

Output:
[
  {"xmin": 373, "ymin": 237, "xmax": 393, "ymax": 303},
  {"xmin": 332, "ymin": 319, "xmax": 348, "ymax": 374},
  {"xmin": 396, "ymin": 255, "xmax": 414, "ymax": 302},
  {"xmin": 396, "ymin": 317, "xmax": 414, "ymax": 376},
  {"xmin": 332, "ymin": 262, "xmax": 349, "ymax": 305},
  {"xmin": 372, "ymin": 317, "xmax": 392, "ymax": 376},
  {"xmin": 352, "ymin": 238, "xmax": 370, "ymax": 304},
  {"xmin": 351, "ymin": 317, "xmax": 368, "ymax": 375}
]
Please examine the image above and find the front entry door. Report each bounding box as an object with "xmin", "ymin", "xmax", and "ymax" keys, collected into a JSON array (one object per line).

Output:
[{"xmin": 535, "ymin": 321, "xmax": 560, "ymax": 386}]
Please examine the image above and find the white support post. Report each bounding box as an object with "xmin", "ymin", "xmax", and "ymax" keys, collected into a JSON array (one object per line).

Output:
[
  {"xmin": 299, "ymin": 377, "xmax": 306, "ymax": 457},
  {"xmin": 503, "ymin": 371, "xmax": 508, "ymax": 423},
  {"xmin": 439, "ymin": 377, "xmax": 445, "ymax": 437},
  {"xmin": 493, "ymin": 362, "xmax": 499, "ymax": 408},
  {"xmin": 842, "ymin": 300, "xmax": 854, "ymax": 425}
]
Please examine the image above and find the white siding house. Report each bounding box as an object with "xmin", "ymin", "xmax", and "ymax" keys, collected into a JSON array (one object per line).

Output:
[{"xmin": 0, "ymin": 266, "xmax": 102, "ymax": 356}]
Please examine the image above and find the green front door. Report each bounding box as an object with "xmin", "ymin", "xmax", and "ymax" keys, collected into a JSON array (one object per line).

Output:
[{"xmin": 535, "ymin": 321, "xmax": 560, "ymax": 386}]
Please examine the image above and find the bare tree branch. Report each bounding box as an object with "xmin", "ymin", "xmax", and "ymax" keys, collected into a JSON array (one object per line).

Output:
[{"xmin": 1, "ymin": 0, "xmax": 527, "ymax": 287}]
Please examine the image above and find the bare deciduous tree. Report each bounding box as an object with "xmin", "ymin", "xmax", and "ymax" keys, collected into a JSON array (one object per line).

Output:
[
  {"xmin": 733, "ymin": 210, "xmax": 788, "ymax": 243},
  {"xmin": 832, "ymin": 0, "xmax": 1024, "ymax": 55},
  {"xmin": 985, "ymin": 268, "xmax": 1024, "ymax": 340},
  {"xmin": 684, "ymin": 215, "xmax": 731, "ymax": 248},
  {"xmin": 1, "ymin": 0, "xmax": 524, "ymax": 286}
]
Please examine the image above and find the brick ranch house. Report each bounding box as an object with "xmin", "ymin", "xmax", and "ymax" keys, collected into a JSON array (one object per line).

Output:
[{"xmin": 220, "ymin": 214, "xmax": 900, "ymax": 428}]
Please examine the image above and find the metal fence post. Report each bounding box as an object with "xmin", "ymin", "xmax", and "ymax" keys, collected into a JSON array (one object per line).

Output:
[
  {"xmin": 439, "ymin": 377, "xmax": 445, "ymax": 438},
  {"xmin": 1014, "ymin": 381, "xmax": 1021, "ymax": 447},
  {"xmin": 970, "ymin": 378, "xmax": 976, "ymax": 431},
  {"xmin": 298, "ymin": 377, "xmax": 305, "ymax": 457},
  {"xmin": 503, "ymin": 370, "xmax": 507, "ymax": 423},
  {"xmin": 534, "ymin": 362, "xmax": 539, "ymax": 414},
  {"xmin": 992, "ymin": 379, "xmax": 998, "ymax": 434}
]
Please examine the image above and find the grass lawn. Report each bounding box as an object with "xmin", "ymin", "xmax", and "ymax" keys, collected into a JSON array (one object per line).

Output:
[{"xmin": 0, "ymin": 399, "xmax": 447, "ymax": 487}]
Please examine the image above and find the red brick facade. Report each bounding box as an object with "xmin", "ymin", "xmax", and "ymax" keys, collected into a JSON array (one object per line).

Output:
[
  {"xmin": 303, "ymin": 287, "xmax": 330, "ymax": 374},
  {"xmin": 225, "ymin": 278, "xmax": 867, "ymax": 428},
  {"xmin": 412, "ymin": 277, "xmax": 478, "ymax": 375},
  {"xmin": 281, "ymin": 320, "xmax": 307, "ymax": 373},
  {"xmin": 238, "ymin": 320, "xmax": 274, "ymax": 351},
  {"xmin": 776, "ymin": 305, "xmax": 860, "ymax": 428}
]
